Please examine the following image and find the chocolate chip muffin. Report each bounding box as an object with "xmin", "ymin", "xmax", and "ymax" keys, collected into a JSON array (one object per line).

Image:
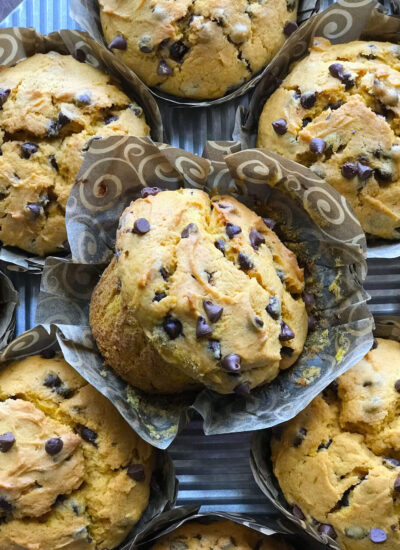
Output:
[
  {"xmin": 271, "ymin": 338, "xmax": 400, "ymax": 550},
  {"xmin": 258, "ymin": 38, "xmax": 400, "ymax": 240},
  {"xmin": 0, "ymin": 354, "xmax": 154, "ymax": 550},
  {"xmin": 90, "ymin": 188, "xmax": 308, "ymax": 395},
  {"xmin": 0, "ymin": 51, "xmax": 149, "ymax": 256},
  {"xmin": 99, "ymin": 0, "xmax": 298, "ymax": 100},
  {"xmin": 150, "ymin": 520, "xmax": 294, "ymax": 550}
]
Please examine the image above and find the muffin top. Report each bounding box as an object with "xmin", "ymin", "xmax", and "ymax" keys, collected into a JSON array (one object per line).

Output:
[
  {"xmin": 99, "ymin": 0, "xmax": 298, "ymax": 99},
  {"xmin": 0, "ymin": 354, "xmax": 153, "ymax": 550},
  {"xmin": 150, "ymin": 520, "xmax": 294, "ymax": 550},
  {"xmin": 0, "ymin": 51, "xmax": 149, "ymax": 256},
  {"xmin": 115, "ymin": 188, "xmax": 307, "ymax": 395},
  {"xmin": 271, "ymin": 338, "xmax": 400, "ymax": 550},
  {"xmin": 258, "ymin": 38, "xmax": 400, "ymax": 240}
]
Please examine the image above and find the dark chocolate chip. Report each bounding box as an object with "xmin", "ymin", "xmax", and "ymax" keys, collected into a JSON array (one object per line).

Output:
[
  {"xmin": 329, "ymin": 63, "xmax": 344, "ymax": 79},
  {"xmin": 0, "ymin": 433, "xmax": 15, "ymax": 453},
  {"xmin": 0, "ymin": 89, "xmax": 10, "ymax": 107},
  {"xmin": 300, "ymin": 92, "xmax": 317, "ymax": 109},
  {"xmin": 139, "ymin": 35, "xmax": 153, "ymax": 53},
  {"xmin": 58, "ymin": 111, "xmax": 70, "ymax": 126},
  {"xmin": 214, "ymin": 239, "xmax": 226, "ymax": 254},
  {"xmin": 41, "ymin": 349, "xmax": 56, "ymax": 360},
  {"xmin": 358, "ymin": 163, "xmax": 373, "ymax": 181},
  {"xmin": 329, "ymin": 101, "xmax": 342, "ymax": 110},
  {"xmin": 44, "ymin": 373, "xmax": 62, "ymax": 388},
  {"xmin": 263, "ymin": 218, "xmax": 276, "ymax": 230},
  {"xmin": 394, "ymin": 379, "xmax": 400, "ymax": 393},
  {"xmin": 45, "ymin": 437, "xmax": 63, "ymax": 456},
  {"xmin": 221, "ymin": 354, "xmax": 241, "ymax": 373},
  {"xmin": 272, "ymin": 119, "xmax": 288, "ymax": 135},
  {"xmin": 57, "ymin": 386, "xmax": 74, "ymax": 399},
  {"xmin": 234, "ymin": 381, "xmax": 250, "ymax": 396},
  {"xmin": 181, "ymin": 223, "xmax": 198, "ymax": 238},
  {"xmin": 394, "ymin": 473, "xmax": 400, "ymax": 491},
  {"xmin": 318, "ymin": 439, "xmax": 333, "ymax": 452},
  {"xmin": 203, "ymin": 300, "xmax": 223, "ymax": 323},
  {"xmin": 163, "ymin": 316, "xmax": 183, "ymax": 339},
  {"xmin": 21, "ymin": 142, "xmax": 39, "ymax": 159},
  {"xmin": 249, "ymin": 229, "xmax": 265, "ymax": 250},
  {"xmin": 319, "ymin": 524, "xmax": 337, "ymax": 539},
  {"xmin": 158, "ymin": 59, "xmax": 173, "ymax": 76},
  {"xmin": 75, "ymin": 48, "xmax": 86, "ymax": 62},
  {"xmin": 341, "ymin": 162, "xmax": 358, "ymax": 179},
  {"xmin": 292, "ymin": 505, "xmax": 305, "ymax": 520},
  {"xmin": 127, "ymin": 463, "xmax": 145, "ymax": 481},
  {"xmin": 302, "ymin": 117, "xmax": 312, "ymax": 127},
  {"xmin": 266, "ymin": 296, "xmax": 281, "ymax": 320},
  {"xmin": 196, "ymin": 316, "xmax": 214, "ymax": 338},
  {"xmin": 141, "ymin": 187, "xmax": 162, "ymax": 198},
  {"xmin": 308, "ymin": 316, "xmax": 317, "ymax": 332},
  {"xmin": 105, "ymin": 115, "xmax": 119, "ymax": 125},
  {"xmin": 280, "ymin": 321, "xmax": 295, "ymax": 341},
  {"xmin": 133, "ymin": 218, "xmax": 150, "ymax": 235},
  {"xmin": 153, "ymin": 292, "xmax": 167, "ymax": 302},
  {"xmin": 293, "ymin": 427, "xmax": 307, "ymax": 447},
  {"xmin": 375, "ymin": 167, "xmax": 393, "ymax": 183},
  {"xmin": 208, "ymin": 340, "xmax": 222, "ymax": 360},
  {"xmin": 369, "ymin": 529, "xmax": 387, "ymax": 544},
  {"xmin": 108, "ymin": 35, "xmax": 127, "ymax": 50},
  {"xmin": 238, "ymin": 252, "xmax": 253, "ymax": 271},
  {"xmin": 283, "ymin": 20, "xmax": 298, "ymax": 36},
  {"xmin": 25, "ymin": 204, "xmax": 41, "ymax": 218},
  {"xmin": 75, "ymin": 92, "xmax": 91, "ymax": 105},
  {"xmin": 372, "ymin": 338, "xmax": 378, "ymax": 350},
  {"xmin": 254, "ymin": 316, "xmax": 264, "ymax": 328},
  {"xmin": 160, "ymin": 267, "xmax": 169, "ymax": 280},
  {"xmin": 226, "ymin": 223, "xmax": 242, "ymax": 239},
  {"xmin": 309, "ymin": 138, "xmax": 326, "ymax": 154},
  {"xmin": 281, "ymin": 346, "xmax": 294, "ymax": 356},
  {"xmin": 49, "ymin": 154, "xmax": 59, "ymax": 171},
  {"xmin": 342, "ymin": 72, "xmax": 355, "ymax": 90},
  {"xmin": 129, "ymin": 104, "xmax": 143, "ymax": 116},
  {"xmin": 169, "ymin": 40, "xmax": 189, "ymax": 62},
  {"xmin": 80, "ymin": 427, "xmax": 98, "ymax": 446},
  {"xmin": 0, "ymin": 496, "xmax": 12, "ymax": 513}
]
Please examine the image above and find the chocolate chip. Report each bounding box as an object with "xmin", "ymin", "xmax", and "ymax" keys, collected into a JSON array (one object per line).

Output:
[
  {"xmin": 280, "ymin": 321, "xmax": 295, "ymax": 341},
  {"xmin": 394, "ymin": 473, "xmax": 400, "ymax": 491},
  {"xmin": 342, "ymin": 72, "xmax": 355, "ymax": 90},
  {"xmin": 0, "ymin": 89, "xmax": 10, "ymax": 107},
  {"xmin": 221, "ymin": 354, "xmax": 241, "ymax": 373},
  {"xmin": 254, "ymin": 316, "xmax": 264, "ymax": 328},
  {"xmin": 44, "ymin": 373, "xmax": 62, "ymax": 388},
  {"xmin": 329, "ymin": 101, "xmax": 343, "ymax": 110},
  {"xmin": 129, "ymin": 104, "xmax": 143, "ymax": 116},
  {"xmin": 226, "ymin": 223, "xmax": 242, "ymax": 239},
  {"xmin": 308, "ymin": 316, "xmax": 317, "ymax": 332},
  {"xmin": 45, "ymin": 437, "xmax": 63, "ymax": 456},
  {"xmin": 369, "ymin": 529, "xmax": 387, "ymax": 544},
  {"xmin": 266, "ymin": 296, "xmax": 281, "ymax": 320},
  {"xmin": 302, "ymin": 117, "xmax": 312, "ymax": 127},
  {"xmin": 58, "ymin": 111, "xmax": 70, "ymax": 127},
  {"xmin": 141, "ymin": 187, "xmax": 162, "ymax": 198},
  {"xmin": 163, "ymin": 316, "xmax": 183, "ymax": 339},
  {"xmin": 263, "ymin": 218, "xmax": 276, "ymax": 230},
  {"xmin": 139, "ymin": 35, "xmax": 153, "ymax": 53},
  {"xmin": 302, "ymin": 292, "xmax": 315, "ymax": 309},
  {"xmin": 21, "ymin": 142, "xmax": 38, "ymax": 159},
  {"xmin": 57, "ymin": 386, "xmax": 74, "ymax": 399},
  {"xmin": 341, "ymin": 162, "xmax": 358, "ymax": 179},
  {"xmin": 203, "ymin": 300, "xmax": 223, "ymax": 323},
  {"xmin": 281, "ymin": 346, "xmax": 293, "ymax": 356},
  {"xmin": 105, "ymin": 115, "xmax": 118, "ymax": 125},
  {"xmin": 309, "ymin": 138, "xmax": 326, "ymax": 154},
  {"xmin": 0, "ymin": 496, "xmax": 12, "ymax": 513},
  {"xmin": 170, "ymin": 40, "xmax": 189, "ymax": 62},
  {"xmin": 133, "ymin": 218, "xmax": 150, "ymax": 235},
  {"xmin": 272, "ymin": 119, "xmax": 288, "ymax": 135},
  {"xmin": 394, "ymin": 379, "xmax": 400, "ymax": 393},
  {"xmin": 25, "ymin": 204, "xmax": 41, "ymax": 218},
  {"xmin": 127, "ymin": 463, "xmax": 145, "ymax": 481},
  {"xmin": 75, "ymin": 48, "xmax": 86, "ymax": 62},
  {"xmin": 329, "ymin": 63, "xmax": 344, "ymax": 79},
  {"xmin": 375, "ymin": 167, "xmax": 393, "ymax": 183},
  {"xmin": 158, "ymin": 59, "xmax": 173, "ymax": 76},
  {"xmin": 293, "ymin": 427, "xmax": 307, "ymax": 447},
  {"xmin": 0, "ymin": 433, "xmax": 15, "ymax": 453},
  {"xmin": 196, "ymin": 316, "xmax": 213, "ymax": 338},
  {"xmin": 160, "ymin": 267, "xmax": 169, "ymax": 280},
  {"xmin": 75, "ymin": 92, "xmax": 91, "ymax": 105},
  {"xmin": 372, "ymin": 338, "xmax": 378, "ymax": 350},
  {"xmin": 181, "ymin": 223, "xmax": 198, "ymax": 238},
  {"xmin": 301, "ymin": 92, "xmax": 317, "ymax": 109},
  {"xmin": 80, "ymin": 427, "xmax": 98, "ymax": 446},
  {"xmin": 358, "ymin": 163, "xmax": 373, "ymax": 181},
  {"xmin": 234, "ymin": 382, "xmax": 250, "ymax": 396},
  {"xmin": 292, "ymin": 505, "xmax": 305, "ymax": 520},
  {"xmin": 108, "ymin": 35, "xmax": 127, "ymax": 50},
  {"xmin": 319, "ymin": 524, "xmax": 337, "ymax": 539},
  {"xmin": 49, "ymin": 154, "xmax": 59, "ymax": 171},
  {"xmin": 208, "ymin": 340, "xmax": 222, "ymax": 360},
  {"xmin": 317, "ymin": 439, "xmax": 332, "ymax": 451},
  {"xmin": 153, "ymin": 292, "xmax": 166, "ymax": 302},
  {"xmin": 214, "ymin": 239, "xmax": 226, "ymax": 254},
  {"xmin": 238, "ymin": 252, "xmax": 253, "ymax": 271},
  {"xmin": 249, "ymin": 229, "xmax": 265, "ymax": 250},
  {"xmin": 283, "ymin": 21, "xmax": 298, "ymax": 36}
]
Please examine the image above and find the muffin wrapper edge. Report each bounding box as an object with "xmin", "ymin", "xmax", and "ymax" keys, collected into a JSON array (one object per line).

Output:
[
  {"xmin": 235, "ymin": 0, "xmax": 400, "ymax": 259},
  {"xmin": 0, "ymin": 324, "xmax": 178, "ymax": 549},
  {"xmin": 249, "ymin": 315, "xmax": 400, "ymax": 550},
  {"xmin": 34, "ymin": 136, "xmax": 373, "ymax": 448},
  {"xmin": 0, "ymin": 269, "xmax": 18, "ymax": 350},
  {"xmin": 0, "ymin": 26, "xmax": 163, "ymax": 271}
]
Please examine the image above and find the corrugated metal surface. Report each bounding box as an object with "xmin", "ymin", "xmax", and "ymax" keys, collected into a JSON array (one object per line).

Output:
[{"xmin": 2, "ymin": 0, "xmax": 400, "ymax": 520}]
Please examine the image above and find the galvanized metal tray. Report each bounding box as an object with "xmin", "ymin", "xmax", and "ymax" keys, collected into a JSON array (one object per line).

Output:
[{"xmin": 1, "ymin": 0, "xmax": 400, "ymax": 521}]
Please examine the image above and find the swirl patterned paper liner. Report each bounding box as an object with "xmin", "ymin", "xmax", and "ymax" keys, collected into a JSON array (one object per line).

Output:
[
  {"xmin": 0, "ymin": 270, "xmax": 18, "ymax": 350},
  {"xmin": 35, "ymin": 136, "xmax": 373, "ymax": 448},
  {"xmin": 0, "ymin": 26, "xmax": 162, "ymax": 271},
  {"xmin": 236, "ymin": 0, "xmax": 400, "ymax": 258},
  {"xmin": 0, "ymin": 325, "xmax": 178, "ymax": 549},
  {"xmin": 249, "ymin": 315, "xmax": 400, "ymax": 550},
  {"xmin": 69, "ymin": 0, "xmax": 322, "ymax": 107},
  {"xmin": 122, "ymin": 507, "xmax": 323, "ymax": 550}
]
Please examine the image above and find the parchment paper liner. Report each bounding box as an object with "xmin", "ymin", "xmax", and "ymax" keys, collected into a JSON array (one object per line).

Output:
[
  {"xmin": 0, "ymin": 26, "xmax": 162, "ymax": 271},
  {"xmin": 35, "ymin": 135, "xmax": 373, "ymax": 448},
  {"xmin": 0, "ymin": 325, "xmax": 178, "ymax": 549},
  {"xmin": 69, "ymin": 0, "xmax": 322, "ymax": 107},
  {"xmin": 250, "ymin": 315, "xmax": 400, "ymax": 550},
  {"xmin": 235, "ymin": 0, "xmax": 400, "ymax": 258},
  {"xmin": 121, "ymin": 506, "xmax": 324, "ymax": 550},
  {"xmin": 0, "ymin": 269, "xmax": 18, "ymax": 349}
]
